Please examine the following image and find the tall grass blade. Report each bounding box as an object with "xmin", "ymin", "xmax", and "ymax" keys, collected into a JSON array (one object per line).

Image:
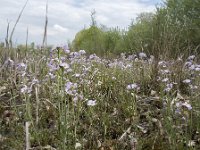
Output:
[
  {"xmin": 9, "ymin": 0, "xmax": 29, "ymax": 48},
  {"xmin": 42, "ymin": 0, "xmax": 48, "ymax": 49},
  {"xmin": 5, "ymin": 20, "xmax": 10, "ymax": 49}
]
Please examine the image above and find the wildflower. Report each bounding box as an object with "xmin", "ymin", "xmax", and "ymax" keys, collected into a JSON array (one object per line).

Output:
[
  {"xmin": 20, "ymin": 85, "xmax": 32, "ymax": 94},
  {"xmin": 162, "ymin": 78, "xmax": 169, "ymax": 83},
  {"xmin": 188, "ymin": 140, "xmax": 196, "ymax": 147},
  {"xmin": 164, "ymin": 83, "xmax": 173, "ymax": 92},
  {"xmin": 48, "ymin": 60, "xmax": 58, "ymax": 72},
  {"xmin": 176, "ymin": 101, "xmax": 192, "ymax": 110},
  {"xmin": 65, "ymin": 82, "xmax": 77, "ymax": 95},
  {"xmin": 187, "ymin": 55, "xmax": 195, "ymax": 61},
  {"xmin": 73, "ymin": 74, "xmax": 81, "ymax": 78},
  {"xmin": 64, "ymin": 49, "xmax": 70, "ymax": 54},
  {"xmin": 70, "ymin": 52, "xmax": 80, "ymax": 58},
  {"xmin": 87, "ymin": 100, "xmax": 96, "ymax": 106},
  {"xmin": 182, "ymin": 102, "xmax": 192, "ymax": 110},
  {"xmin": 5, "ymin": 57, "xmax": 14, "ymax": 66},
  {"xmin": 158, "ymin": 61, "xmax": 166, "ymax": 66},
  {"xmin": 139, "ymin": 52, "xmax": 147, "ymax": 59},
  {"xmin": 31, "ymin": 78, "xmax": 39, "ymax": 85},
  {"xmin": 161, "ymin": 69, "xmax": 170, "ymax": 74},
  {"xmin": 112, "ymin": 77, "xmax": 116, "ymax": 80},
  {"xmin": 79, "ymin": 50, "xmax": 86, "ymax": 55},
  {"xmin": 75, "ymin": 143, "xmax": 82, "ymax": 149},
  {"xmin": 48, "ymin": 72, "xmax": 56, "ymax": 79},
  {"xmin": 183, "ymin": 79, "xmax": 191, "ymax": 84},
  {"xmin": 189, "ymin": 65, "xmax": 195, "ymax": 70},
  {"xmin": 59, "ymin": 62, "xmax": 70, "ymax": 69},
  {"xmin": 195, "ymin": 67, "xmax": 200, "ymax": 71},
  {"xmin": 184, "ymin": 61, "xmax": 192, "ymax": 67},
  {"xmin": 17, "ymin": 62, "xmax": 27, "ymax": 70},
  {"xmin": 127, "ymin": 83, "xmax": 139, "ymax": 90}
]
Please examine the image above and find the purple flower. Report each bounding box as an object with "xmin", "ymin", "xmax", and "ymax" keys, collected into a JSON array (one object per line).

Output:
[
  {"xmin": 164, "ymin": 83, "xmax": 173, "ymax": 92},
  {"xmin": 176, "ymin": 101, "xmax": 192, "ymax": 110},
  {"xmin": 79, "ymin": 50, "xmax": 86, "ymax": 55},
  {"xmin": 59, "ymin": 62, "xmax": 70, "ymax": 69},
  {"xmin": 17, "ymin": 63, "xmax": 27, "ymax": 70},
  {"xmin": 65, "ymin": 82, "xmax": 77, "ymax": 95}
]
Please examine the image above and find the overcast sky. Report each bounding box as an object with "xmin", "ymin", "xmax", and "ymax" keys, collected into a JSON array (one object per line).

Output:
[{"xmin": 0, "ymin": 0, "xmax": 162, "ymax": 46}]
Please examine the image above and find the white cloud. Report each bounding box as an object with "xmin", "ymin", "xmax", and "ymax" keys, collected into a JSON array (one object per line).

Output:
[
  {"xmin": 0, "ymin": 0, "xmax": 162, "ymax": 45},
  {"xmin": 53, "ymin": 24, "xmax": 68, "ymax": 32}
]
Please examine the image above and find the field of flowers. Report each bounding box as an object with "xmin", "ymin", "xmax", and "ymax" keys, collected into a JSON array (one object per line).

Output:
[{"xmin": 0, "ymin": 47, "xmax": 200, "ymax": 150}]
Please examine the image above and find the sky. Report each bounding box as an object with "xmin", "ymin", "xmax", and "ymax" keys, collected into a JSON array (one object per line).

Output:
[{"xmin": 0, "ymin": 0, "xmax": 163, "ymax": 46}]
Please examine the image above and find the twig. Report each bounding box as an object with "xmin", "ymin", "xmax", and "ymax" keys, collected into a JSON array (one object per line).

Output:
[{"xmin": 25, "ymin": 121, "xmax": 31, "ymax": 150}]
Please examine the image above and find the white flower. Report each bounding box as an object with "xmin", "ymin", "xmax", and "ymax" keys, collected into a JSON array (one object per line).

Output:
[
  {"xmin": 64, "ymin": 49, "xmax": 70, "ymax": 54},
  {"xmin": 87, "ymin": 100, "xmax": 96, "ymax": 106},
  {"xmin": 127, "ymin": 83, "xmax": 139, "ymax": 90},
  {"xmin": 183, "ymin": 79, "xmax": 191, "ymax": 84},
  {"xmin": 188, "ymin": 140, "xmax": 196, "ymax": 147},
  {"xmin": 182, "ymin": 102, "xmax": 192, "ymax": 110},
  {"xmin": 187, "ymin": 55, "xmax": 195, "ymax": 61},
  {"xmin": 162, "ymin": 78, "xmax": 169, "ymax": 83},
  {"xmin": 20, "ymin": 85, "xmax": 32, "ymax": 94},
  {"xmin": 75, "ymin": 143, "xmax": 82, "ymax": 149},
  {"xmin": 189, "ymin": 65, "xmax": 195, "ymax": 70}
]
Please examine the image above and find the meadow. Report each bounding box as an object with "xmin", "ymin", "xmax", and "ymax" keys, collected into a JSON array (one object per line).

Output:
[
  {"xmin": 0, "ymin": 46, "xmax": 200, "ymax": 150},
  {"xmin": 0, "ymin": 0, "xmax": 200, "ymax": 149}
]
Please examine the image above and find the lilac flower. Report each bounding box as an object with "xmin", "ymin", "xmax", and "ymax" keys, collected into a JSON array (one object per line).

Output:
[
  {"xmin": 127, "ymin": 83, "xmax": 139, "ymax": 90},
  {"xmin": 79, "ymin": 50, "xmax": 86, "ymax": 55},
  {"xmin": 184, "ymin": 61, "xmax": 192, "ymax": 67},
  {"xmin": 176, "ymin": 101, "xmax": 192, "ymax": 110},
  {"xmin": 70, "ymin": 52, "xmax": 80, "ymax": 58},
  {"xmin": 48, "ymin": 60, "xmax": 59, "ymax": 72},
  {"xmin": 87, "ymin": 100, "xmax": 96, "ymax": 106},
  {"xmin": 164, "ymin": 83, "xmax": 173, "ymax": 92},
  {"xmin": 48, "ymin": 72, "xmax": 56, "ymax": 79},
  {"xmin": 5, "ymin": 57, "xmax": 14, "ymax": 66},
  {"xmin": 139, "ymin": 52, "xmax": 147, "ymax": 59},
  {"xmin": 161, "ymin": 69, "xmax": 170, "ymax": 75},
  {"xmin": 182, "ymin": 102, "xmax": 192, "ymax": 110},
  {"xmin": 65, "ymin": 82, "xmax": 77, "ymax": 95},
  {"xmin": 195, "ymin": 67, "xmax": 200, "ymax": 71},
  {"xmin": 189, "ymin": 65, "xmax": 195, "ymax": 70},
  {"xmin": 64, "ymin": 49, "xmax": 70, "ymax": 54},
  {"xmin": 158, "ymin": 61, "xmax": 167, "ymax": 67},
  {"xmin": 20, "ymin": 85, "xmax": 32, "ymax": 94},
  {"xmin": 59, "ymin": 62, "xmax": 70, "ymax": 69},
  {"xmin": 31, "ymin": 78, "xmax": 39, "ymax": 86},
  {"xmin": 17, "ymin": 63, "xmax": 27, "ymax": 70}
]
